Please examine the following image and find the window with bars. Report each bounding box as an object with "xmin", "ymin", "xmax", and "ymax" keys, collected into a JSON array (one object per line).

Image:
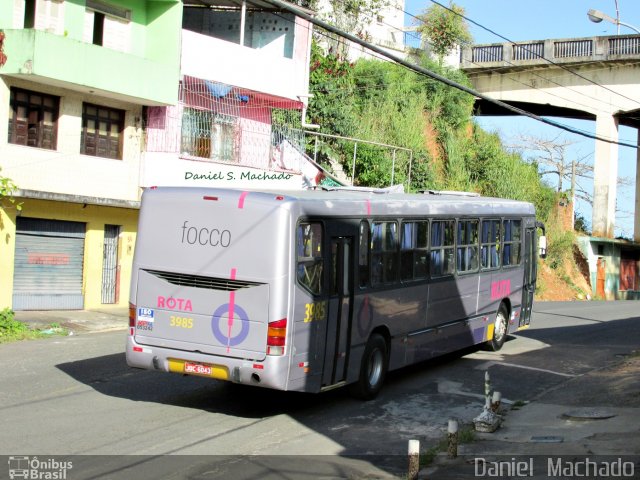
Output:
[
  {"xmin": 81, "ymin": 103, "xmax": 124, "ymax": 159},
  {"xmin": 8, "ymin": 88, "xmax": 59, "ymax": 150},
  {"xmin": 180, "ymin": 108, "xmax": 238, "ymax": 162}
]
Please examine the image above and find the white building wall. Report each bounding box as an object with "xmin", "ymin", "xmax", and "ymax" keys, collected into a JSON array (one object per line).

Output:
[
  {"xmin": 180, "ymin": 29, "xmax": 310, "ymax": 102},
  {"xmin": 0, "ymin": 78, "xmax": 142, "ymax": 202}
]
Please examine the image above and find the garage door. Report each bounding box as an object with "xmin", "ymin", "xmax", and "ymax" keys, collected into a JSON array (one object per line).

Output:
[{"xmin": 13, "ymin": 218, "xmax": 86, "ymax": 310}]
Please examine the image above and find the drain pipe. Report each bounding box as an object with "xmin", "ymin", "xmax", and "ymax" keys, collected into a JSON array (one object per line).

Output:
[{"xmin": 298, "ymin": 95, "xmax": 320, "ymax": 129}]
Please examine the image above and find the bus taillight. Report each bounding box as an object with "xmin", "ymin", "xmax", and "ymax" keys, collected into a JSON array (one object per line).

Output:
[
  {"xmin": 267, "ymin": 318, "xmax": 287, "ymax": 356},
  {"xmin": 129, "ymin": 303, "xmax": 136, "ymax": 329}
]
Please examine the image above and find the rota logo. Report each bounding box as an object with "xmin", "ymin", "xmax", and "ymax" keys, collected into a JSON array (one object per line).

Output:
[
  {"xmin": 157, "ymin": 296, "xmax": 193, "ymax": 312},
  {"xmin": 491, "ymin": 280, "xmax": 511, "ymax": 300}
]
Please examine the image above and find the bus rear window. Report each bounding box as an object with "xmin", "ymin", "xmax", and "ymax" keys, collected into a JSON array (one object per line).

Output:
[{"xmin": 297, "ymin": 222, "xmax": 323, "ymax": 295}]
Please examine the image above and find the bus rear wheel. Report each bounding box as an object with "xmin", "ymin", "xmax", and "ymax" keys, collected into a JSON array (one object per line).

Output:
[
  {"xmin": 350, "ymin": 333, "xmax": 388, "ymax": 400},
  {"xmin": 487, "ymin": 304, "xmax": 509, "ymax": 351}
]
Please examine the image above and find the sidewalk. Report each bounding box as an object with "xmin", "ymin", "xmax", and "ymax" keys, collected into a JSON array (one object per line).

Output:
[
  {"xmin": 14, "ymin": 307, "xmax": 128, "ymax": 334},
  {"xmin": 423, "ymin": 353, "xmax": 640, "ymax": 478}
]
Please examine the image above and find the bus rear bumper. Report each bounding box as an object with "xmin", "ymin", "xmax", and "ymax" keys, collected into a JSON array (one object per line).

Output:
[{"xmin": 125, "ymin": 336, "xmax": 293, "ymax": 391}]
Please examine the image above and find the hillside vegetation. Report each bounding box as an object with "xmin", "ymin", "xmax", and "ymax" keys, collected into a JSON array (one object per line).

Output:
[{"xmin": 306, "ymin": 45, "xmax": 588, "ymax": 300}]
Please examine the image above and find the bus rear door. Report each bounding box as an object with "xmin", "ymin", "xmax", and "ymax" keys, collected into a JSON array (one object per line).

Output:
[{"xmin": 322, "ymin": 222, "xmax": 357, "ymax": 387}]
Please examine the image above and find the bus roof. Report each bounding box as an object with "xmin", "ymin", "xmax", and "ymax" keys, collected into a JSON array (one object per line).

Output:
[{"xmin": 144, "ymin": 186, "xmax": 536, "ymax": 217}]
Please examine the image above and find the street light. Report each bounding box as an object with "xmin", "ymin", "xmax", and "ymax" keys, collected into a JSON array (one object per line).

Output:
[{"xmin": 587, "ymin": 8, "xmax": 640, "ymax": 35}]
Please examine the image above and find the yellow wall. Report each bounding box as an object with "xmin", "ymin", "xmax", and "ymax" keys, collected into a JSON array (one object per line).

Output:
[
  {"xmin": 0, "ymin": 205, "xmax": 17, "ymax": 309},
  {"xmin": 0, "ymin": 199, "xmax": 138, "ymax": 310}
]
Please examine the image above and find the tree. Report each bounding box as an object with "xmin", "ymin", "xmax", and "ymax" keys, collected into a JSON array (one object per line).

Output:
[
  {"xmin": 415, "ymin": 1, "xmax": 472, "ymax": 64},
  {"xmin": 313, "ymin": 0, "xmax": 390, "ymax": 57}
]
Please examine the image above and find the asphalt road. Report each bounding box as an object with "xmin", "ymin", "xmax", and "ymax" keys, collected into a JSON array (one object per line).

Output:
[{"xmin": 0, "ymin": 301, "xmax": 638, "ymax": 479}]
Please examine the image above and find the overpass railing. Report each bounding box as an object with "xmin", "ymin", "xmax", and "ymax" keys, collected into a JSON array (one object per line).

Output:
[{"xmin": 461, "ymin": 34, "xmax": 640, "ymax": 70}]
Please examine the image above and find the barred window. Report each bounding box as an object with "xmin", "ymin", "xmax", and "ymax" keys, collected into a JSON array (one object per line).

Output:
[
  {"xmin": 502, "ymin": 219, "xmax": 522, "ymax": 267},
  {"xmin": 181, "ymin": 108, "xmax": 238, "ymax": 162},
  {"xmin": 81, "ymin": 103, "xmax": 124, "ymax": 159},
  {"xmin": 8, "ymin": 88, "xmax": 59, "ymax": 150},
  {"xmin": 430, "ymin": 220, "xmax": 455, "ymax": 277},
  {"xmin": 457, "ymin": 219, "xmax": 479, "ymax": 273},
  {"xmin": 481, "ymin": 219, "xmax": 501, "ymax": 270}
]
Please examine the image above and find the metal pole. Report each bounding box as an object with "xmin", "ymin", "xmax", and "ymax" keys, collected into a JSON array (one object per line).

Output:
[
  {"xmin": 240, "ymin": 1, "xmax": 247, "ymax": 46},
  {"xmin": 313, "ymin": 136, "xmax": 318, "ymax": 163},
  {"xmin": 351, "ymin": 143, "xmax": 358, "ymax": 186},
  {"xmin": 408, "ymin": 151, "xmax": 413, "ymax": 190},
  {"xmin": 391, "ymin": 149, "xmax": 396, "ymax": 186}
]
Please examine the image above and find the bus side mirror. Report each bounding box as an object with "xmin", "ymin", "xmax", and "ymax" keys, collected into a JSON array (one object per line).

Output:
[{"xmin": 538, "ymin": 236, "xmax": 547, "ymax": 259}]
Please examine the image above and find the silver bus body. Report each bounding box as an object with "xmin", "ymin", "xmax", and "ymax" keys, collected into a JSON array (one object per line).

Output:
[{"xmin": 127, "ymin": 187, "xmax": 541, "ymax": 397}]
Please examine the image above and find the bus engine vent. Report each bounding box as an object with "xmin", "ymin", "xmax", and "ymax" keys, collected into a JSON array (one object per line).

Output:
[{"xmin": 144, "ymin": 269, "xmax": 262, "ymax": 291}]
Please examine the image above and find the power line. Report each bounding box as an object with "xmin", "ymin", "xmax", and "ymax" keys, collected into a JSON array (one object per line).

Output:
[{"xmin": 264, "ymin": 0, "xmax": 638, "ymax": 149}]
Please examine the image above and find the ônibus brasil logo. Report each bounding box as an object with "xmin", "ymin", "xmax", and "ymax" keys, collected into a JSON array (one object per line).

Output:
[{"xmin": 8, "ymin": 456, "xmax": 73, "ymax": 480}]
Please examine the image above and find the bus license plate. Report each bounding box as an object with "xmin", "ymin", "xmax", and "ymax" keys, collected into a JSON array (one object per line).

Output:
[
  {"xmin": 185, "ymin": 362, "xmax": 211, "ymax": 375},
  {"xmin": 168, "ymin": 359, "xmax": 229, "ymax": 380}
]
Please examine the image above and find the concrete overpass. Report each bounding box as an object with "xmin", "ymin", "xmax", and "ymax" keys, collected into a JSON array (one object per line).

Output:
[{"xmin": 460, "ymin": 34, "xmax": 640, "ymax": 241}]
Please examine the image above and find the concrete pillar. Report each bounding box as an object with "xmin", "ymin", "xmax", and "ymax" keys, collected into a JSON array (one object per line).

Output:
[
  {"xmin": 592, "ymin": 114, "xmax": 619, "ymax": 238},
  {"xmin": 635, "ymin": 129, "xmax": 640, "ymax": 243}
]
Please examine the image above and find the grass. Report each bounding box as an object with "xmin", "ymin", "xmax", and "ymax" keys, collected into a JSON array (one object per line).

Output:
[
  {"xmin": 420, "ymin": 424, "xmax": 477, "ymax": 467},
  {"xmin": 0, "ymin": 308, "xmax": 68, "ymax": 344}
]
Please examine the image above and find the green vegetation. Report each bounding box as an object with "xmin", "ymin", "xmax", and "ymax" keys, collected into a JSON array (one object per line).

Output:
[
  {"xmin": 0, "ymin": 308, "xmax": 68, "ymax": 343},
  {"xmin": 306, "ymin": 45, "xmax": 558, "ymax": 223},
  {"xmin": 415, "ymin": 1, "xmax": 473, "ymax": 63},
  {"xmin": 420, "ymin": 424, "xmax": 477, "ymax": 467}
]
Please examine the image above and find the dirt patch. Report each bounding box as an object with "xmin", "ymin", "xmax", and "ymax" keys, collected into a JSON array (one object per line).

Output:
[{"xmin": 536, "ymin": 248, "xmax": 592, "ymax": 302}]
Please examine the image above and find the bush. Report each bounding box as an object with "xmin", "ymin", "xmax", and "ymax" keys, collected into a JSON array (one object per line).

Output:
[{"xmin": 0, "ymin": 308, "xmax": 27, "ymax": 338}]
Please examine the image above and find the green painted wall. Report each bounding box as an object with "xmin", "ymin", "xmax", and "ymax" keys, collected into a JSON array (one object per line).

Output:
[{"xmin": 1, "ymin": 1, "xmax": 181, "ymax": 105}]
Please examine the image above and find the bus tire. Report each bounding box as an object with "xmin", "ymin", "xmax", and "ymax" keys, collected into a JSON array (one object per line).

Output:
[
  {"xmin": 350, "ymin": 333, "xmax": 388, "ymax": 400},
  {"xmin": 487, "ymin": 304, "xmax": 509, "ymax": 352}
]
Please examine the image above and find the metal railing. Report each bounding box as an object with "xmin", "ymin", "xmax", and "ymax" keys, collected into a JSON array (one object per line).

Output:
[
  {"xmin": 463, "ymin": 34, "xmax": 640, "ymax": 69},
  {"xmin": 513, "ymin": 42, "xmax": 543, "ymax": 61},
  {"xmin": 554, "ymin": 39, "xmax": 593, "ymax": 58}
]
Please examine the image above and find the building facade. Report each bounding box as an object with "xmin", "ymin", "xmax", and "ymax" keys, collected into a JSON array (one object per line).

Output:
[
  {"xmin": 0, "ymin": 0, "xmax": 322, "ymax": 311},
  {"xmin": 577, "ymin": 236, "xmax": 640, "ymax": 300},
  {"xmin": 0, "ymin": 0, "xmax": 182, "ymax": 310},
  {"xmin": 142, "ymin": 1, "xmax": 320, "ymax": 191}
]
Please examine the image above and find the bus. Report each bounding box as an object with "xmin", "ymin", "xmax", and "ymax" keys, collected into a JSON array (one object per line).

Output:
[{"xmin": 126, "ymin": 186, "xmax": 546, "ymax": 399}]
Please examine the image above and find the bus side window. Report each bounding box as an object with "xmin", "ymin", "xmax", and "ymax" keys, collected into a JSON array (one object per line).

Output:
[
  {"xmin": 430, "ymin": 220, "xmax": 455, "ymax": 276},
  {"xmin": 457, "ymin": 219, "xmax": 479, "ymax": 273},
  {"xmin": 359, "ymin": 220, "xmax": 369, "ymax": 288},
  {"xmin": 371, "ymin": 221, "xmax": 398, "ymax": 285},
  {"xmin": 401, "ymin": 220, "xmax": 428, "ymax": 281},
  {"xmin": 297, "ymin": 222, "xmax": 323, "ymax": 295},
  {"xmin": 481, "ymin": 219, "xmax": 501, "ymax": 270},
  {"xmin": 502, "ymin": 219, "xmax": 522, "ymax": 266}
]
